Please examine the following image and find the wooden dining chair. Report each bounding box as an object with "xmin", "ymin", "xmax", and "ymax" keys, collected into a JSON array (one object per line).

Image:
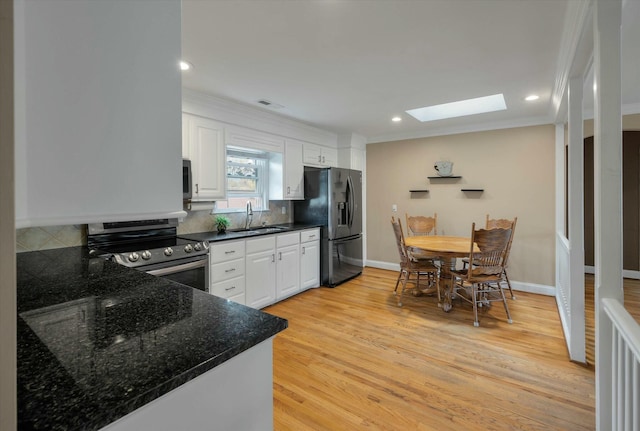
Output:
[
  {"xmin": 405, "ymin": 213, "xmax": 440, "ymax": 268},
  {"xmin": 390, "ymin": 217, "xmax": 439, "ymax": 307},
  {"xmin": 486, "ymin": 215, "xmax": 517, "ymax": 299},
  {"xmin": 450, "ymin": 223, "xmax": 513, "ymax": 327},
  {"xmin": 405, "ymin": 213, "xmax": 437, "ymax": 236},
  {"xmin": 463, "ymin": 215, "xmax": 518, "ymax": 299}
]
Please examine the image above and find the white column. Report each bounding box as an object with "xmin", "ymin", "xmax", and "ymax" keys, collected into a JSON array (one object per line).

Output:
[
  {"xmin": 593, "ymin": 0, "xmax": 623, "ymax": 429},
  {"xmin": 568, "ymin": 75, "xmax": 586, "ymax": 363}
]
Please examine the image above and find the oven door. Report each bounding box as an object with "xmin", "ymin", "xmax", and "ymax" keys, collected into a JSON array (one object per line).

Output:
[{"xmin": 145, "ymin": 255, "xmax": 209, "ymax": 292}]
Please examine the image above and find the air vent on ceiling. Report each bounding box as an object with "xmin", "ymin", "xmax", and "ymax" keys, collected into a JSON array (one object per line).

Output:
[{"xmin": 256, "ymin": 99, "xmax": 284, "ymax": 109}]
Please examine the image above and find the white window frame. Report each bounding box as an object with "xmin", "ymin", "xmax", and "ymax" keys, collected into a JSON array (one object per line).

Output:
[{"xmin": 216, "ymin": 146, "xmax": 269, "ymax": 212}]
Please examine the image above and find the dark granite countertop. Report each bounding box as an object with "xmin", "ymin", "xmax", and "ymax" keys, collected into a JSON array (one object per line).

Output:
[
  {"xmin": 17, "ymin": 246, "xmax": 288, "ymax": 431},
  {"xmin": 179, "ymin": 222, "xmax": 323, "ymax": 243}
]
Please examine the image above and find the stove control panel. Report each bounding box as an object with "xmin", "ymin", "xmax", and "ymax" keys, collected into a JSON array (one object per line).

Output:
[{"xmin": 105, "ymin": 239, "xmax": 210, "ymax": 269}]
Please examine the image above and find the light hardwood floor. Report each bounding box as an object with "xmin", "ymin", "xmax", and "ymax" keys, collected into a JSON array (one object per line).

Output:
[
  {"xmin": 585, "ymin": 274, "xmax": 640, "ymax": 366},
  {"xmin": 266, "ymin": 267, "xmax": 595, "ymax": 431}
]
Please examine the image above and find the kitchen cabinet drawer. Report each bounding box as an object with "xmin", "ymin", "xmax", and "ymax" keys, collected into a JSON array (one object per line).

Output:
[
  {"xmin": 211, "ymin": 276, "xmax": 245, "ymax": 299},
  {"xmin": 211, "ymin": 259, "xmax": 245, "ymax": 283},
  {"xmin": 227, "ymin": 291, "xmax": 246, "ymax": 306},
  {"xmin": 277, "ymin": 232, "xmax": 300, "ymax": 248},
  {"xmin": 211, "ymin": 240, "xmax": 245, "ymax": 263},
  {"xmin": 300, "ymin": 228, "xmax": 320, "ymax": 243},
  {"xmin": 246, "ymin": 236, "xmax": 276, "ymax": 254}
]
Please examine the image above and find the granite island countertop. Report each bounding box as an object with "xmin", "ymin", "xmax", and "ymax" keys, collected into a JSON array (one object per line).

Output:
[{"xmin": 17, "ymin": 246, "xmax": 288, "ymax": 431}]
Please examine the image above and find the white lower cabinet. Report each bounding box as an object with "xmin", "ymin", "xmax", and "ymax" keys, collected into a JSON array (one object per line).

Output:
[
  {"xmin": 210, "ymin": 240, "xmax": 246, "ymax": 305},
  {"xmin": 276, "ymin": 233, "xmax": 300, "ymax": 300},
  {"xmin": 245, "ymin": 236, "xmax": 277, "ymax": 309},
  {"xmin": 300, "ymin": 228, "xmax": 321, "ymax": 290},
  {"xmin": 212, "ymin": 229, "xmax": 316, "ymax": 309}
]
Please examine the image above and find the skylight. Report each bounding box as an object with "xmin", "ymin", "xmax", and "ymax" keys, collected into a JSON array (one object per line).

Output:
[{"xmin": 406, "ymin": 94, "xmax": 507, "ymax": 122}]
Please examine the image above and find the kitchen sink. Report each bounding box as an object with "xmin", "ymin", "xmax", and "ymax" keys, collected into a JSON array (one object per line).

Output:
[{"xmin": 234, "ymin": 226, "xmax": 290, "ymax": 234}]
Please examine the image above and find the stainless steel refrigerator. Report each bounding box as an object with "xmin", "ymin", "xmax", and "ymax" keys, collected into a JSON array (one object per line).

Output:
[{"xmin": 294, "ymin": 167, "xmax": 363, "ymax": 287}]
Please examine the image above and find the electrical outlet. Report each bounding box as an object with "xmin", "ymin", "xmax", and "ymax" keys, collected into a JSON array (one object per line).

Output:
[
  {"xmin": 281, "ymin": 206, "xmax": 286, "ymax": 215},
  {"xmin": 392, "ymin": 204, "xmax": 397, "ymax": 212}
]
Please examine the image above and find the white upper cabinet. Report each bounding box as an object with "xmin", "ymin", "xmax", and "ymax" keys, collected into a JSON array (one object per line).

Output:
[
  {"xmin": 269, "ymin": 139, "xmax": 304, "ymax": 200},
  {"xmin": 303, "ymin": 143, "xmax": 338, "ymax": 167},
  {"xmin": 15, "ymin": 0, "xmax": 184, "ymax": 227},
  {"xmin": 183, "ymin": 114, "xmax": 226, "ymax": 201},
  {"xmin": 284, "ymin": 140, "xmax": 304, "ymax": 199}
]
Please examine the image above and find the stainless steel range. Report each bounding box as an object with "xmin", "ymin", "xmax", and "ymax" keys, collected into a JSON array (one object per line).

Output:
[{"xmin": 88, "ymin": 219, "xmax": 210, "ymax": 291}]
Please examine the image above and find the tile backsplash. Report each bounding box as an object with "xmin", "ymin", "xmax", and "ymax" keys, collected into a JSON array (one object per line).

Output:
[
  {"xmin": 16, "ymin": 201, "xmax": 293, "ymax": 252},
  {"xmin": 16, "ymin": 225, "xmax": 86, "ymax": 252},
  {"xmin": 177, "ymin": 201, "xmax": 293, "ymax": 234}
]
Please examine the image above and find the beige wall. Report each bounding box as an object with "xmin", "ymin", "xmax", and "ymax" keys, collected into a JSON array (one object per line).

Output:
[
  {"xmin": 366, "ymin": 124, "xmax": 556, "ymax": 287},
  {"xmin": 584, "ymin": 113, "xmax": 640, "ymax": 137}
]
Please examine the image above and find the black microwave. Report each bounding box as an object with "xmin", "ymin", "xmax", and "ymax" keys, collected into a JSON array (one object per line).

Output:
[{"xmin": 182, "ymin": 159, "xmax": 192, "ymax": 200}]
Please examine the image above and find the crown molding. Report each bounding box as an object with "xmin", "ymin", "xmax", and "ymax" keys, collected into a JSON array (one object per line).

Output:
[
  {"xmin": 182, "ymin": 88, "xmax": 338, "ymax": 147},
  {"xmin": 366, "ymin": 115, "xmax": 554, "ymax": 144}
]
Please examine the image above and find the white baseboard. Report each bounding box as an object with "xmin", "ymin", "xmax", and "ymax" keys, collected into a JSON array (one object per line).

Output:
[
  {"xmin": 366, "ymin": 260, "xmax": 555, "ymax": 296},
  {"xmin": 366, "ymin": 260, "xmax": 399, "ymax": 272},
  {"xmin": 584, "ymin": 265, "xmax": 640, "ymax": 280}
]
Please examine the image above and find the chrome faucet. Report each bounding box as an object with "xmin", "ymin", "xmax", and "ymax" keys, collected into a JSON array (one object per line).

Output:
[{"xmin": 245, "ymin": 201, "xmax": 253, "ymax": 229}]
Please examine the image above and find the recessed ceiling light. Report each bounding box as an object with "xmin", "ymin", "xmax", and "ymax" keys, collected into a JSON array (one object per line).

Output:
[
  {"xmin": 179, "ymin": 61, "xmax": 193, "ymax": 71},
  {"xmin": 525, "ymin": 94, "xmax": 539, "ymax": 101},
  {"xmin": 406, "ymin": 94, "xmax": 507, "ymax": 122},
  {"xmin": 391, "ymin": 116, "xmax": 402, "ymax": 122}
]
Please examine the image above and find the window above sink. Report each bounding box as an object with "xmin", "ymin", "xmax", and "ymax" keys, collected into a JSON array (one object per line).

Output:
[{"xmin": 215, "ymin": 146, "xmax": 270, "ymax": 212}]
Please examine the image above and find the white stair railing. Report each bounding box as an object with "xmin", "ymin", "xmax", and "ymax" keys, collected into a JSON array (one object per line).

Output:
[{"xmin": 602, "ymin": 298, "xmax": 640, "ymax": 431}]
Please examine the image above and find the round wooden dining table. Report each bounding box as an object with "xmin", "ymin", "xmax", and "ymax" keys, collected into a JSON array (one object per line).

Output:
[{"xmin": 404, "ymin": 235, "xmax": 475, "ymax": 312}]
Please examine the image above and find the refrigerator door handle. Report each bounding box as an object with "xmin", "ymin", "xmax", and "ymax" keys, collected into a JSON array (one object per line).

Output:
[{"xmin": 347, "ymin": 175, "xmax": 355, "ymax": 228}]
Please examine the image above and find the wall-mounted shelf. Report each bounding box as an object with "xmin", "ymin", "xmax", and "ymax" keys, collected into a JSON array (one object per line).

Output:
[
  {"xmin": 461, "ymin": 188, "xmax": 484, "ymax": 192},
  {"xmin": 428, "ymin": 175, "xmax": 462, "ymax": 180},
  {"xmin": 409, "ymin": 189, "xmax": 429, "ymax": 193}
]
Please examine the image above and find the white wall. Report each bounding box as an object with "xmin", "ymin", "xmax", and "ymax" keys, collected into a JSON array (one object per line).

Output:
[{"xmin": 14, "ymin": 0, "xmax": 184, "ymax": 227}]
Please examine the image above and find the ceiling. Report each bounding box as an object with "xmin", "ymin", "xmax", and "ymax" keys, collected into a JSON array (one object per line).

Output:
[{"xmin": 181, "ymin": 0, "xmax": 640, "ymax": 144}]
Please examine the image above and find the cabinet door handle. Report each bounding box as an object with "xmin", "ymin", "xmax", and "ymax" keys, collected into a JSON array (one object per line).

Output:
[
  {"xmin": 302, "ymin": 246, "xmax": 306, "ymax": 255},
  {"xmin": 271, "ymin": 254, "xmax": 275, "ymax": 262},
  {"xmin": 318, "ymin": 155, "xmax": 322, "ymax": 162},
  {"xmin": 224, "ymin": 250, "xmax": 236, "ymax": 254},
  {"xmin": 322, "ymin": 156, "xmax": 325, "ymax": 163},
  {"xmin": 278, "ymin": 252, "xmax": 282, "ymax": 261},
  {"xmin": 195, "ymin": 183, "xmax": 199, "ymax": 194},
  {"xmin": 287, "ymin": 186, "xmax": 290, "ymax": 195},
  {"xmin": 225, "ymin": 286, "xmax": 236, "ymax": 291},
  {"xmin": 225, "ymin": 268, "xmax": 236, "ymax": 273},
  {"xmin": 308, "ymin": 234, "xmax": 316, "ymax": 239}
]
